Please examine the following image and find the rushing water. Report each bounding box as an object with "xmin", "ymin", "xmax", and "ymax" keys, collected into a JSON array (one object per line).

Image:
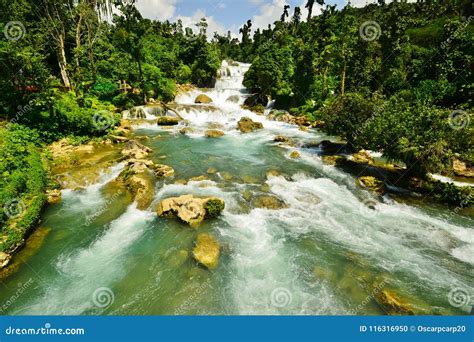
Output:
[{"xmin": 1, "ymin": 61, "xmax": 473, "ymax": 315}]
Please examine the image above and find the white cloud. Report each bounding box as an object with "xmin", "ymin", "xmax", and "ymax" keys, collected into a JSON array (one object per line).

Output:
[{"xmin": 135, "ymin": 0, "xmax": 178, "ymax": 21}]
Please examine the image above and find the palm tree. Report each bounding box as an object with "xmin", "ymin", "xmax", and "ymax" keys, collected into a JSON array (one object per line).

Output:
[
  {"xmin": 280, "ymin": 5, "xmax": 290, "ymax": 22},
  {"xmin": 305, "ymin": 0, "xmax": 315, "ymax": 20}
]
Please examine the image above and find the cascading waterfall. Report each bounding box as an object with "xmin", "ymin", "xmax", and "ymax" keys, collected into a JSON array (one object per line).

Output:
[{"xmin": 2, "ymin": 60, "xmax": 472, "ymax": 316}]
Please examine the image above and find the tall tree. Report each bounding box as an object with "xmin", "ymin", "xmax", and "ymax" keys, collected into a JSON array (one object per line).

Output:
[{"xmin": 305, "ymin": 0, "xmax": 315, "ymax": 20}]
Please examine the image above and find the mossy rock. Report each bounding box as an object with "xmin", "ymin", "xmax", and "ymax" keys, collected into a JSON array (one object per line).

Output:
[{"xmin": 204, "ymin": 198, "xmax": 225, "ymax": 218}]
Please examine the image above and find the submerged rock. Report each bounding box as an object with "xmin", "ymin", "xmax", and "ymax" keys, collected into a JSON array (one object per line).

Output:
[
  {"xmin": 290, "ymin": 151, "xmax": 301, "ymax": 159},
  {"xmin": 207, "ymin": 167, "xmax": 218, "ymax": 174},
  {"xmin": 376, "ymin": 289, "xmax": 414, "ymax": 315},
  {"xmin": 252, "ymin": 195, "xmax": 287, "ymax": 210},
  {"xmin": 266, "ymin": 170, "xmax": 280, "ymax": 179},
  {"xmin": 189, "ymin": 175, "xmax": 209, "ymax": 182},
  {"xmin": 237, "ymin": 117, "xmax": 263, "ymax": 133},
  {"xmin": 157, "ymin": 116, "xmax": 181, "ymax": 126},
  {"xmin": 226, "ymin": 95, "xmax": 240, "ymax": 103},
  {"xmin": 179, "ymin": 127, "xmax": 195, "ymax": 135},
  {"xmin": 121, "ymin": 140, "xmax": 152, "ymax": 159},
  {"xmin": 205, "ymin": 129, "xmax": 225, "ymax": 138},
  {"xmin": 157, "ymin": 195, "xmax": 225, "ymax": 227},
  {"xmin": 195, "ymin": 94, "xmax": 213, "ymax": 104},
  {"xmin": 193, "ymin": 233, "xmax": 220, "ymax": 269}
]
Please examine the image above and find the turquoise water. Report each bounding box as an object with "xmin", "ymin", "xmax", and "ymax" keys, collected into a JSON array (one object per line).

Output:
[{"xmin": 0, "ymin": 62, "xmax": 472, "ymax": 315}]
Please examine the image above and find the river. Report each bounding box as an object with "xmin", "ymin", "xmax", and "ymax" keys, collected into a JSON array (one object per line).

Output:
[{"xmin": 0, "ymin": 61, "xmax": 472, "ymax": 315}]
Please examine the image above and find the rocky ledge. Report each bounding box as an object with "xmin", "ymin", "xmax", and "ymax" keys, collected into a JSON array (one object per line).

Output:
[{"xmin": 156, "ymin": 195, "xmax": 225, "ymax": 227}]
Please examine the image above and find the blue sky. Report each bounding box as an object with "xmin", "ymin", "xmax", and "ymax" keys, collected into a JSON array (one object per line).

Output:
[{"xmin": 134, "ymin": 0, "xmax": 366, "ymax": 37}]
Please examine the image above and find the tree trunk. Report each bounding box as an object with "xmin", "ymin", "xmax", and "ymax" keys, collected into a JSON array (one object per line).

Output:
[
  {"xmin": 137, "ymin": 52, "xmax": 146, "ymax": 103},
  {"xmin": 323, "ymin": 64, "xmax": 329, "ymax": 97},
  {"xmin": 58, "ymin": 33, "xmax": 71, "ymax": 89},
  {"xmin": 341, "ymin": 62, "xmax": 346, "ymax": 97},
  {"xmin": 75, "ymin": 13, "xmax": 83, "ymax": 74},
  {"xmin": 74, "ymin": 12, "xmax": 84, "ymax": 96}
]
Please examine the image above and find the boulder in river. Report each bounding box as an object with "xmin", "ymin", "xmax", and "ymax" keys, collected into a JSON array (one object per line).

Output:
[
  {"xmin": 46, "ymin": 189, "xmax": 62, "ymax": 204},
  {"xmin": 274, "ymin": 135, "xmax": 291, "ymax": 143},
  {"xmin": 157, "ymin": 116, "xmax": 181, "ymax": 126},
  {"xmin": 226, "ymin": 95, "xmax": 240, "ymax": 103},
  {"xmin": 0, "ymin": 252, "xmax": 11, "ymax": 269},
  {"xmin": 453, "ymin": 159, "xmax": 474, "ymax": 178},
  {"xmin": 152, "ymin": 164, "xmax": 175, "ymax": 178},
  {"xmin": 205, "ymin": 129, "xmax": 225, "ymax": 138},
  {"xmin": 307, "ymin": 140, "xmax": 346, "ymax": 154},
  {"xmin": 157, "ymin": 195, "xmax": 225, "ymax": 227},
  {"xmin": 244, "ymin": 93, "xmax": 268, "ymax": 107},
  {"xmin": 121, "ymin": 140, "xmax": 152, "ymax": 159},
  {"xmin": 376, "ymin": 289, "xmax": 414, "ymax": 315},
  {"xmin": 352, "ymin": 150, "xmax": 374, "ymax": 165},
  {"xmin": 358, "ymin": 176, "xmax": 385, "ymax": 193},
  {"xmin": 193, "ymin": 233, "xmax": 220, "ymax": 269},
  {"xmin": 195, "ymin": 94, "xmax": 213, "ymax": 104},
  {"xmin": 252, "ymin": 195, "xmax": 287, "ymax": 210},
  {"xmin": 237, "ymin": 117, "xmax": 263, "ymax": 133}
]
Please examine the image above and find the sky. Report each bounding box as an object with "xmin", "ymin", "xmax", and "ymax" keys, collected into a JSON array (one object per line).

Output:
[{"xmin": 134, "ymin": 0, "xmax": 377, "ymax": 37}]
